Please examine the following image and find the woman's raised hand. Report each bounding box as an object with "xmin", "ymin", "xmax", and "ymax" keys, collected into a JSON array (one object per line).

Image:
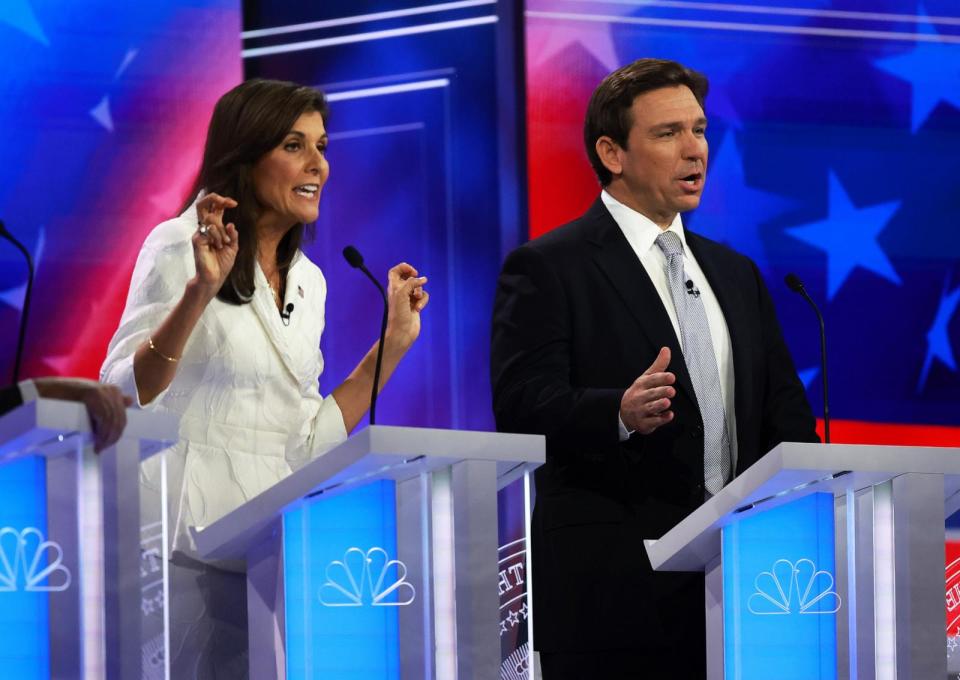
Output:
[
  {"xmin": 192, "ymin": 193, "xmax": 239, "ymax": 297},
  {"xmin": 385, "ymin": 262, "xmax": 429, "ymax": 350}
]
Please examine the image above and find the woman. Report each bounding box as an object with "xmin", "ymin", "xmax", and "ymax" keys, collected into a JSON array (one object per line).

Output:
[{"xmin": 101, "ymin": 79, "xmax": 428, "ymax": 677}]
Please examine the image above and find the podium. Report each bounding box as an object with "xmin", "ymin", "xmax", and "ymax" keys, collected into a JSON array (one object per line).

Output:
[
  {"xmin": 0, "ymin": 398, "xmax": 177, "ymax": 680},
  {"xmin": 645, "ymin": 442, "xmax": 960, "ymax": 679},
  {"xmin": 192, "ymin": 425, "xmax": 544, "ymax": 679}
]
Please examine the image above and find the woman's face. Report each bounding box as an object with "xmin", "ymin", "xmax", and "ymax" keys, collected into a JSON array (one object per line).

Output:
[{"xmin": 251, "ymin": 110, "xmax": 329, "ymax": 230}]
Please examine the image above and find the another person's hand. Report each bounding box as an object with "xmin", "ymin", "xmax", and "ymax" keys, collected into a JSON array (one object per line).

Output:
[
  {"xmin": 33, "ymin": 378, "xmax": 133, "ymax": 452},
  {"xmin": 384, "ymin": 262, "xmax": 429, "ymax": 350},
  {"xmin": 620, "ymin": 347, "xmax": 676, "ymax": 435},
  {"xmin": 193, "ymin": 193, "xmax": 240, "ymax": 297}
]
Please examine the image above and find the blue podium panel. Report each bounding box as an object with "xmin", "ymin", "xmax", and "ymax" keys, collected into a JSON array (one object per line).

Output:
[
  {"xmin": 284, "ymin": 480, "xmax": 410, "ymax": 679},
  {"xmin": 0, "ymin": 456, "xmax": 51, "ymax": 679},
  {"xmin": 723, "ymin": 493, "xmax": 839, "ymax": 679}
]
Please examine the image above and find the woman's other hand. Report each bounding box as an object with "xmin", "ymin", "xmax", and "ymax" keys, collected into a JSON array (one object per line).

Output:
[
  {"xmin": 384, "ymin": 262, "xmax": 429, "ymax": 350},
  {"xmin": 192, "ymin": 193, "xmax": 239, "ymax": 297}
]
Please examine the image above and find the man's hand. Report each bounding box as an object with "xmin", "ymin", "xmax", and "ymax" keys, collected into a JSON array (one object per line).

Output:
[
  {"xmin": 620, "ymin": 347, "xmax": 676, "ymax": 435},
  {"xmin": 33, "ymin": 378, "xmax": 133, "ymax": 452}
]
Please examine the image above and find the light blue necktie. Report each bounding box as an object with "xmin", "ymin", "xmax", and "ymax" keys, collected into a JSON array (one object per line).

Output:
[{"xmin": 655, "ymin": 231, "xmax": 731, "ymax": 495}]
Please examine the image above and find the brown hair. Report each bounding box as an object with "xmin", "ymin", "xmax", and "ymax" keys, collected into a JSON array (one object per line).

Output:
[
  {"xmin": 184, "ymin": 78, "xmax": 330, "ymax": 305},
  {"xmin": 583, "ymin": 58, "xmax": 708, "ymax": 186}
]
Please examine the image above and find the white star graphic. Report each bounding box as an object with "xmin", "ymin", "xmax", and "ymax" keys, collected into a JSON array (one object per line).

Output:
[{"xmin": 527, "ymin": 9, "xmax": 624, "ymax": 72}]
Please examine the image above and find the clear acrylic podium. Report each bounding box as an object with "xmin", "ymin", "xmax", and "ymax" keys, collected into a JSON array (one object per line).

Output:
[
  {"xmin": 0, "ymin": 398, "xmax": 177, "ymax": 680},
  {"xmin": 192, "ymin": 425, "xmax": 544, "ymax": 680},
  {"xmin": 645, "ymin": 442, "xmax": 960, "ymax": 680}
]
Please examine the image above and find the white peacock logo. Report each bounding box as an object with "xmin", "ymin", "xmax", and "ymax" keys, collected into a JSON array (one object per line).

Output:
[
  {"xmin": 747, "ymin": 558, "xmax": 840, "ymax": 615},
  {"xmin": 0, "ymin": 527, "xmax": 72, "ymax": 592},
  {"xmin": 318, "ymin": 547, "xmax": 415, "ymax": 607}
]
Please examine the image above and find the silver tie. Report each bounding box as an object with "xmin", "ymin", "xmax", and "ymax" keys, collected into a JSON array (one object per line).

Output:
[{"xmin": 655, "ymin": 231, "xmax": 731, "ymax": 495}]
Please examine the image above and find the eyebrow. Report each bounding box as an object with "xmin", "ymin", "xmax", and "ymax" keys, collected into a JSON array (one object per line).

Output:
[
  {"xmin": 286, "ymin": 130, "xmax": 329, "ymax": 142},
  {"xmin": 650, "ymin": 117, "xmax": 708, "ymax": 131}
]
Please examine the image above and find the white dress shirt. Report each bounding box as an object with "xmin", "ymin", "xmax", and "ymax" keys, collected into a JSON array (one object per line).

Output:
[{"xmin": 603, "ymin": 190, "xmax": 738, "ymax": 467}]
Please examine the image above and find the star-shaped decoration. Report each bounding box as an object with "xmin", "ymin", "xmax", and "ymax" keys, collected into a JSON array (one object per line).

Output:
[
  {"xmin": 0, "ymin": 226, "xmax": 44, "ymax": 310},
  {"xmin": 949, "ymin": 635, "xmax": 959, "ymax": 654},
  {"xmin": 786, "ymin": 173, "xmax": 901, "ymax": 301},
  {"xmin": 519, "ymin": 601, "xmax": 529, "ymax": 620},
  {"xmin": 686, "ymin": 132, "xmax": 798, "ymax": 273},
  {"xmin": 506, "ymin": 609, "xmax": 520, "ymax": 626},
  {"xmin": 798, "ymin": 366, "xmax": 820, "ymax": 391},
  {"xmin": 499, "ymin": 619, "xmax": 508, "ymax": 636},
  {"xmin": 874, "ymin": 7, "xmax": 960, "ymax": 131},
  {"xmin": 41, "ymin": 288, "xmax": 122, "ymax": 378},
  {"xmin": 115, "ymin": 48, "xmax": 138, "ymax": 79},
  {"xmin": 526, "ymin": 6, "xmax": 629, "ymax": 73},
  {"xmin": 0, "ymin": 0, "xmax": 49, "ymax": 46},
  {"xmin": 917, "ymin": 279, "xmax": 960, "ymax": 392},
  {"xmin": 89, "ymin": 51, "xmax": 141, "ymax": 134},
  {"xmin": 90, "ymin": 96, "xmax": 114, "ymax": 132}
]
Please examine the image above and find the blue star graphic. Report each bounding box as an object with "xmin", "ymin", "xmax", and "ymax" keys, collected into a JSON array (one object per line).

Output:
[
  {"xmin": 917, "ymin": 280, "xmax": 960, "ymax": 392},
  {"xmin": 0, "ymin": 0, "xmax": 48, "ymax": 46},
  {"xmin": 687, "ymin": 133, "xmax": 798, "ymax": 273},
  {"xmin": 0, "ymin": 227, "xmax": 44, "ymax": 310},
  {"xmin": 798, "ymin": 366, "xmax": 820, "ymax": 391},
  {"xmin": 874, "ymin": 9, "xmax": 960, "ymax": 131},
  {"xmin": 786, "ymin": 173, "xmax": 901, "ymax": 301}
]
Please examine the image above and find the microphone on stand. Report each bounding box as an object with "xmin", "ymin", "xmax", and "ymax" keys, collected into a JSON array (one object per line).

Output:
[
  {"xmin": 0, "ymin": 220, "xmax": 35, "ymax": 384},
  {"xmin": 342, "ymin": 245, "xmax": 388, "ymax": 426},
  {"xmin": 785, "ymin": 273, "xmax": 830, "ymax": 443}
]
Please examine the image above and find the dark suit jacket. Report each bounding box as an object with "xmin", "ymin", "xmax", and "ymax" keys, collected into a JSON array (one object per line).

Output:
[
  {"xmin": 0, "ymin": 385, "xmax": 23, "ymax": 416},
  {"xmin": 490, "ymin": 198, "xmax": 818, "ymax": 661}
]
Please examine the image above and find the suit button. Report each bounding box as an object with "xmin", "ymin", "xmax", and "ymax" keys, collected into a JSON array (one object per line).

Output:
[{"xmin": 690, "ymin": 425, "xmax": 703, "ymax": 439}]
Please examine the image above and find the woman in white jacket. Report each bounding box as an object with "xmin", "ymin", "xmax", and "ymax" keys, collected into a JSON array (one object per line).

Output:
[{"xmin": 101, "ymin": 79, "xmax": 428, "ymax": 678}]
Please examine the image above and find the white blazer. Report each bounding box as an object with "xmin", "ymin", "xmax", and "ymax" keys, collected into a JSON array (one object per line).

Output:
[{"xmin": 101, "ymin": 199, "xmax": 348, "ymax": 561}]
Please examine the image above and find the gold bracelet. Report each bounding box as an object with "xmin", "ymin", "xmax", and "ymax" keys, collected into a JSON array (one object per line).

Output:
[{"xmin": 147, "ymin": 336, "xmax": 179, "ymax": 363}]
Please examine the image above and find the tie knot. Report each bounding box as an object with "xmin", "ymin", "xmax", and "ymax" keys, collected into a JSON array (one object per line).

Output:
[{"xmin": 655, "ymin": 230, "xmax": 683, "ymax": 258}]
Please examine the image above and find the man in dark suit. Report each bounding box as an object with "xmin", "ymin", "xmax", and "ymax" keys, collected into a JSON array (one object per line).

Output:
[
  {"xmin": 490, "ymin": 58, "xmax": 818, "ymax": 677},
  {"xmin": 1, "ymin": 378, "xmax": 130, "ymax": 451}
]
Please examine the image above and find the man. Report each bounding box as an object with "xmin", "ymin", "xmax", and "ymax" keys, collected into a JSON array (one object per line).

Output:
[
  {"xmin": 1, "ymin": 378, "xmax": 131, "ymax": 451},
  {"xmin": 490, "ymin": 58, "xmax": 817, "ymax": 677}
]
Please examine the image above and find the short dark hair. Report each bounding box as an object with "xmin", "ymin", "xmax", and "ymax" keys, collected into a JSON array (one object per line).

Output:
[
  {"xmin": 583, "ymin": 58, "xmax": 708, "ymax": 186},
  {"xmin": 184, "ymin": 79, "xmax": 330, "ymax": 305}
]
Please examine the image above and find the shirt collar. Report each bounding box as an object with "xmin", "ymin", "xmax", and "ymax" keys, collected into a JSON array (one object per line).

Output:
[{"xmin": 601, "ymin": 189, "xmax": 688, "ymax": 255}]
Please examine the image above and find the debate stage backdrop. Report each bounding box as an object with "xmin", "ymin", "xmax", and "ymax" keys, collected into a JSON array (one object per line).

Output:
[{"xmin": 1, "ymin": 0, "xmax": 959, "ymax": 676}]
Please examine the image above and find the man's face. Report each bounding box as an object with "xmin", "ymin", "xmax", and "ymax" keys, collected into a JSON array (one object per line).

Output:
[{"xmin": 607, "ymin": 85, "xmax": 708, "ymax": 226}]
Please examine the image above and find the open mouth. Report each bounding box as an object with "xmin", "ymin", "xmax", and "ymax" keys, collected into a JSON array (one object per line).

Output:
[
  {"xmin": 679, "ymin": 172, "xmax": 703, "ymax": 186},
  {"xmin": 293, "ymin": 184, "xmax": 319, "ymax": 198}
]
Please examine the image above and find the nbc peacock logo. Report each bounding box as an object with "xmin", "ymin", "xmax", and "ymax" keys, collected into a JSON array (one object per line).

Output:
[
  {"xmin": 747, "ymin": 558, "xmax": 840, "ymax": 615},
  {"xmin": 0, "ymin": 527, "xmax": 72, "ymax": 592},
  {"xmin": 318, "ymin": 547, "xmax": 415, "ymax": 607}
]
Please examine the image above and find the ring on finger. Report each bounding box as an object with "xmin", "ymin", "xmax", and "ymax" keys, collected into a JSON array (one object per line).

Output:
[{"xmin": 198, "ymin": 224, "xmax": 210, "ymax": 236}]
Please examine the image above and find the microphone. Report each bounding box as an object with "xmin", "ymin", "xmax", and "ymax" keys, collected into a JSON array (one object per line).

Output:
[
  {"xmin": 0, "ymin": 220, "xmax": 35, "ymax": 383},
  {"xmin": 685, "ymin": 279, "xmax": 700, "ymax": 298},
  {"xmin": 280, "ymin": 302, "xmax": 294, "ymax": 326},
  {"xmin": 785, "ymin": 273, "xmax": 830, "ymax": 443},
  {"xmin": 342, "ymin": 245, "xmax": 388, "ymax": 426}
]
